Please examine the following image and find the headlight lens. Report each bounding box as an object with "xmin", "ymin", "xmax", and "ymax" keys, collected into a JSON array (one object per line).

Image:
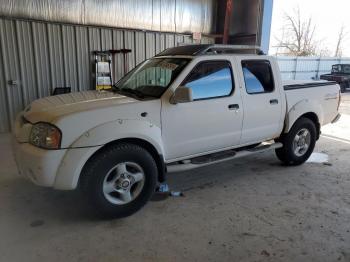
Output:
[{"xmin": 29, "ymin": 123, "xmax": 62, "ymax": 149}]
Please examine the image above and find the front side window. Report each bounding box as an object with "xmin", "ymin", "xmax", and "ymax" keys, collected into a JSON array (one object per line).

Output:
[
  {"xmin": 332, "ymin": 65, "xmax": 341, "ymax": 73},
  {"xmin": 181, "ymin": 61, "xmax": 233, "ymax": 100},
  {"xmin": 114, "ymin": 57, "xmax": 190, "ymax": 98},
  {"xmin": 242, "ymin": 60, "xmax": 275, "ymax": 94}
]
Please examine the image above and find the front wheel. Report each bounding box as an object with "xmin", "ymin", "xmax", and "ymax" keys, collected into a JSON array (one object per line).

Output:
[
  {"xmin": 275, "ymin": 117, "xmax": 317, "ymax": 166},
  {"xmin": 80, "ymin": 143, "xmax": 158, "ymax": 218}
]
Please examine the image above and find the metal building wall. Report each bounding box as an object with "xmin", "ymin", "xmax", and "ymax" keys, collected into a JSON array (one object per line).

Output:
[
  {"xmin": 0, "ymin": 17, "xmax": 214, "ymax": 133},
  {"xmin": 0, "ymin": 0, "xmax": 215, "ymax": 34},
  {"xmin": 277, "ymin": 56, "xmax": 350, "ymax": 80}
]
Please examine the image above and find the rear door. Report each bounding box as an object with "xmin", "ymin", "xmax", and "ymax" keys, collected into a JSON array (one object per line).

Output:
[{"xmin": 237, "ymin": 58, "xmax": 284, "ymax": 145}]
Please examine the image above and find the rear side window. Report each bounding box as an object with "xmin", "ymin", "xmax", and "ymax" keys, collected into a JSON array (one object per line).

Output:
[
  {"xmin": 182, "ymin": 61, "xmax": 233, "ymax": 100},
  {"xmin": 242, "ymin": 60, "xmax": 274, "ymax": 94},
  {"xmin": 343, "ymin": 65, "xmax": 350, "ymax": 74}
]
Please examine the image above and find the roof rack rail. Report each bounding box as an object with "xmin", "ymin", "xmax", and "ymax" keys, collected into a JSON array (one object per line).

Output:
[
  {"xmin": 155, "ymin": 44, "xmax": 265, "ymax": 57},
  {"xmin": 199, "ymin": 45, "xmax": 264, "ymax": 55}
]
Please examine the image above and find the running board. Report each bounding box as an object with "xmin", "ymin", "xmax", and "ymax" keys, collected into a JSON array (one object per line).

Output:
[{"xmin": 167, "ymin": 142, "xmax": 283, "ymax": 173}]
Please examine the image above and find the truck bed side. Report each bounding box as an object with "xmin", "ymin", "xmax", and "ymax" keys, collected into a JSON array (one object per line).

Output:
[{"xmin": 282, "ymin": 81, "xmax": 340, "ymax": 133}]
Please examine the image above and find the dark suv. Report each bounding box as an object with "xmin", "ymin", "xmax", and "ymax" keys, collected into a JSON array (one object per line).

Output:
[{"xmin": 321, "ymin": 64, "xmax": 350, "ymax": 92}]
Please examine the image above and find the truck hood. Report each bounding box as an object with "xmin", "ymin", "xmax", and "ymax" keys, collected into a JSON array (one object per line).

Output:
[
  {"xmin": 16, "ymin": 90, "xmax": 162, "ymax": 147},
  {"xmin": 23, "ymin": 90, "xmax": 140, "ymax": 123}
]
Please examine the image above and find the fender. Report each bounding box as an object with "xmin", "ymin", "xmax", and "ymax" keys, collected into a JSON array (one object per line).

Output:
[
  {"xmin": 53, "ymin": 119, "xmax": 164, "ymax": 190},
  {"xmin": 70, "ymin": 119, "xmax": 163, "ymax": 152},
  {"xmin": 284, "ymin": 99, "xmax": 324, "ymax": 133}
]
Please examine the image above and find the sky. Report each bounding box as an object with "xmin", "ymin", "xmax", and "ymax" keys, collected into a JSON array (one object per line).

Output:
[{"xmin": 269, "ymin": 0, "xmax": 350, "ymax": 57}]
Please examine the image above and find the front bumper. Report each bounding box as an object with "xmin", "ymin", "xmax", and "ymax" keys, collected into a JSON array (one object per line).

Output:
[{"xmin": 12, "ymin": 137, "xmax": 66, "ymax": 187}]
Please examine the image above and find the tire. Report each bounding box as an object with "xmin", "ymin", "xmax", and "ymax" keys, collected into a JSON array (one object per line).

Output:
[
  {"xmin": 346, "ymin": 81, "xmax": 350, "ymax": 92},
  {"xmin": 275, "ymin": 117, "xmax": 317, "ymax": 166},
  {"xmin": 340, "ymin": 83, "xmax": 346, "ymax": 93},
  {"xmin": 80, "ymin": 143, "xmax": 158, "ymax": 218}
]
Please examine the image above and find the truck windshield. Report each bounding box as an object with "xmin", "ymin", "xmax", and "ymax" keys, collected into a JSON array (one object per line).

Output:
[{"xmin": 113, "ymin": 57, "xmax": 190, "ymax": 98}]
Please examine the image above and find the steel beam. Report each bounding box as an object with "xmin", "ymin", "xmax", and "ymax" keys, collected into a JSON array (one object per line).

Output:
[{"xmin": 222, "ymin": 0, "xmax": 233, "ymax": 44}]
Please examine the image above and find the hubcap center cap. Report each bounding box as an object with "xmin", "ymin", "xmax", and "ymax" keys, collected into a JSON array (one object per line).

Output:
[
  {"xmin": 121, "ymin": 180, "xmax": 130, "ymax": 188},
  {"xmin": 298, "ymin": 139, "xmax": 305, "ymax": 146}
]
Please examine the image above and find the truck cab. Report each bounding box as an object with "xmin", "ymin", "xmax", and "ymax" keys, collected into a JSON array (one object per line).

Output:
[{"xmin": 160, "ymin": 53, "xmax": 285, "ymax": 160}]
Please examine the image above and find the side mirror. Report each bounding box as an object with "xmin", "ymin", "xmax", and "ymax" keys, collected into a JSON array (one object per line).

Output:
[{"xmin": 170, "ymin": 86, "xmax": 193, "ymax": 104}]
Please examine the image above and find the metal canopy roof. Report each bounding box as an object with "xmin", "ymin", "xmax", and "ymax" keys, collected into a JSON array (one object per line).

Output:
[{"xmin": 155, "ymin": 44, "xmax": 264, "ymax": 57}]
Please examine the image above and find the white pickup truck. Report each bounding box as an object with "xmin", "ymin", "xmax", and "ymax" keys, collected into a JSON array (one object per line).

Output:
[{"xmin": 13, "ymin": 45, "xmax": 341, "ymax": 218}]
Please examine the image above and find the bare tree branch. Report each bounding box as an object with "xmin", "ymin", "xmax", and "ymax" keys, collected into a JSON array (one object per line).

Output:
[
  {"xmin": 335, "ymin": 25, "xmax": 347, "ymax": 57},
  {"xmin": 274, "ymin": 7, "xmax": 318, "ymax": 56}
]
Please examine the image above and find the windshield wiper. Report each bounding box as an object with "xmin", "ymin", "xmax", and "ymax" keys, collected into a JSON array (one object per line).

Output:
[
  {"xmin": 112, "ymin": 85, "xmax": 157, "ymax": 99},
  {"xmin": 120, "ymin": 88, "xmax": 147, "ymax": 99},
  {"xmin": 112, "ymin": 84, "xmax": 122, "ymax": 92},
  {"xmin": 111, "ymin": 85, "xmax": 141, "ymax": 97}
]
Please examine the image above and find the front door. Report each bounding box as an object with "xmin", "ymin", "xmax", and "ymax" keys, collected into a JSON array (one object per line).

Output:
[{"xmin": 161, "ymin": 59, "xmax": 243, "ymax": 161}]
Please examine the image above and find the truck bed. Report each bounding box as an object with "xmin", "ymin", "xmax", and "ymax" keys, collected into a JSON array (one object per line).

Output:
[{"xmin": 283, "ymin": 80, "xmax": 340, "ymax": 127}]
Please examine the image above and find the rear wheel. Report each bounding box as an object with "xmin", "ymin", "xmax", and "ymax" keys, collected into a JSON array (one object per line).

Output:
[
  {"xmin": 346, "ymin": 81, "xmax": 350, "ymax": 92},
  {"xmin": 340, "ymin": 82, "xmax": 347, "ymax": 93},
  {"xmin": 80, "ymin": 143, "xmax": 158, "ymax": 218},
  {"xmin": 275, "ymin": 117, "xmax": 317, "ymax": 165}
]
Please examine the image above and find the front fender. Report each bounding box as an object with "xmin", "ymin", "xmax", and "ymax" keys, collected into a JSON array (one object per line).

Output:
[
  {"xmin": 70, "ymin": 119, "xmax": 164, "ymax": 153},
  {"xmin": 284, "ymin": 99, "xmax": 323, "ymax": 133},
  {"xmin": 53, "ymin": 119, "xmax": 164, "ymax": 190}
]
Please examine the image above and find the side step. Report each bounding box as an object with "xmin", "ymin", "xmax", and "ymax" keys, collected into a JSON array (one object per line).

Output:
[{"xmin": 167, "ymin": 142, "xmax": 283, "ymax": 173}]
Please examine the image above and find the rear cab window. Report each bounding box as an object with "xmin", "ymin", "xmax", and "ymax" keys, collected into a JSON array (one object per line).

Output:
[
  {"xmin": 242, "ymin": 60, "xmax": 275, "ymax": 94},
  {"xmin": 181, "ymin": 60, "xmax": 234, "ymax": 100}
]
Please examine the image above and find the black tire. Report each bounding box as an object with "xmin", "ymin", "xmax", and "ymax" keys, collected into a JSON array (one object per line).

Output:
[
  {"xmin": 340, "ymin": 83, "xmax": 346, "ymax": 93},
  {"xmin": 275, "ymin": 117, "xmax": 317, "ymax": 166},
  {"xmin": 346, "ymin": 81, "xmax": 350, "ymax": 92},
  {"xmin": 80, "ymin": 143, "xmax": 158, "ymax": 218}
]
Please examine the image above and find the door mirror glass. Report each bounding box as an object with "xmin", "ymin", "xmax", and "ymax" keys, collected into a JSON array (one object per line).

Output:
[{"xmin": 170, "ymin": 86, "xmax": 193, "ymax": 104}]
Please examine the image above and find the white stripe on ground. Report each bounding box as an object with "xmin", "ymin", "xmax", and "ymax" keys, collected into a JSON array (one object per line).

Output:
[{"xmin": 321, "ymin": 134, "xmax": 350, "ymax": 145}]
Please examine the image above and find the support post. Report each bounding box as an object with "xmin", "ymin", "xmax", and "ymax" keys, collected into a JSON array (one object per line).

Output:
[
  {"xmin": 223, "ymin": 0, "xmax": 233, "ymax": 44},
  {"xmin": 293, "ymin": 57, "xmax": 298, "ymax": 80},
  {"xmin": 315, "ymin": 57, "xmax": 321, "ymax": 80}
]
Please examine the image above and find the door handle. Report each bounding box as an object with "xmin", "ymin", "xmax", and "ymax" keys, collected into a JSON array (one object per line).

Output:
[
  {"xmin": 228, "ymin": 104, "xmax": 239, "ymax": 110},
  {"xmin": 270, "ymin": 99, "xmax": 279, "ymax": 105}
]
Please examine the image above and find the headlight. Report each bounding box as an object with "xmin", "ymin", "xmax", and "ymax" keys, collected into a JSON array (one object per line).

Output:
[{"xmin": 29, "ymin": 123, "xmax": 62, "ymax": 149}]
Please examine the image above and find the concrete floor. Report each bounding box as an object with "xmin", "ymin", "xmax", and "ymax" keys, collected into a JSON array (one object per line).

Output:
[{"xmin": 1, "ymin": 94, "xmax": 350, "ymax": 262}]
